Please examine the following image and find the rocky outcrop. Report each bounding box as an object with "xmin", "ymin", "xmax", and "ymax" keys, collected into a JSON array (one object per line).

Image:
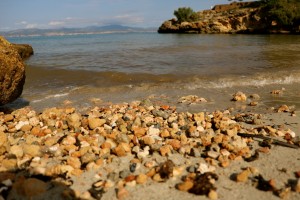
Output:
[
  {"xmin": 158, "ymin": 5, "xmax": 267, "ymax": 34},
  {"xmin": 158, "ymin": 2, "xmax": 299, "ymax": 34},
  {"xmin": 0, "ymin": 36, "xmax": 33, "ymax": 105},
  {"xmin": 11, "ymin": 43, "xmax": 34, "ymax": 60}
]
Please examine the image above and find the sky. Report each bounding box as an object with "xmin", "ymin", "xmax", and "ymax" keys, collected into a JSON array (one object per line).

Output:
[{"xmin": 0, "ymin": 0, "xmax": 255, "ymax": 31}]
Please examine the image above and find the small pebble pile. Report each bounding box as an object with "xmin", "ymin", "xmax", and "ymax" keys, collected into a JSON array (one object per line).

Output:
[{"xmin": 0, "ymin": 96, "xmax": 299, "ymax": 199}]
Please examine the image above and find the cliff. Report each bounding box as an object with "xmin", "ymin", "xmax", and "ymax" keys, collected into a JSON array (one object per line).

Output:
[
  {"xmin": 158, "ymin": 1, "xmax": 300, "ymax": 34},
  {"xmin": 0, "ymin": 36, "xmax": 33, "ymax": 105}
]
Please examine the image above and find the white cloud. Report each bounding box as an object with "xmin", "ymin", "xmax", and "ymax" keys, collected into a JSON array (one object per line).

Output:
[
  {"xmin": 99, "ymin": 14, "xmax": 144, "ymax": 26},
  {"xmin": 49, "ymin": 21, "xmax": 65, "ymax": 26},
  {"xmin": 25, "ymin": 23, "xmax": 38, "ymax": 29}
]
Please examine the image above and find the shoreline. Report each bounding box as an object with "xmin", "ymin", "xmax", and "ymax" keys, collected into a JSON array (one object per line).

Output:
[{"xmin": 0, "ymin": 92, "xmax": 299, "ymax": 199}]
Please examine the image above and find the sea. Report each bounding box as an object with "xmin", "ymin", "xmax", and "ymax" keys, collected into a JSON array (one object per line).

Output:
[{"xmin": 5, "ymin": 32, "xmax": 300, "ymax": 112}]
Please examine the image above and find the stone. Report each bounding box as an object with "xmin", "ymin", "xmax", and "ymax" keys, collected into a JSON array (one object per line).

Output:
[
  {"xmin": 114, "ymin": 144, "xmax": 127, "ymax": 157},
  {"xmin": 232, "ymin": 91, "xmax": 247, "ymax": 101},
  {"xmin": 295, "ymin": 179, "xmax": 300, "ymax": 193},
  {"xmin": 11, "ymin": 177, "xmax": 47, "ymax": 198},
  {"xmin": 147, "ymin": 126, "xmax": 160, "ymax": 136},
  {"xmin": 132, "ymin": 127, "xmax": 146, "ymax": 138},
  {"xmin": 143, "ymin": 136, "xmax": 155, "ymax": 145},
  {"xmin": 117, "ymin": 187, "xmax": 129, "ymax": 200},
  {"xmin": 160, "ymin": 145, "xmax": 171, "ymax": 156},
  {"xmin": 207, "ymin": 151, "xmax": 220, "ymax": 159},
  {"xmin": 208, "ymin": 190, "xmax": 218, "ymax": 200},
  {"xmin": 88, "ymin": 118, "xmax": 106, "ymax": 129},
  {"xmin": 10, "ymin": 145, "xmax": 24, "ymax": 158},
  {"xmin": 168, "ymin": 139, "xmax": 181, "ymax": 150},
  {"xmin": 236, "ymin": 169, "xmax": 250, "ymax": 182},
  {"xmin": 136, "ymin": 173, "xmax": 148, "ymax": 184},
  {"xmin": 0, "ymin": 132, "xmax": 8, "ymax": 147},
  {"xmin": 177, "ymin": 180, "xmax": 194, "ymax": 191},
  {"xmin": 0, "ymin": 36, "xmax": 31, "ymax": 105},
  {"xmin": 4, "ymin": 114, "xmax": 14, "ymax": 122},
  {"xmin": 11, "ymin": 43, "xmax": 34, "ymax": 59},
  {"xmin": 2, "ymin": 159, "xmax": 17, "ymax": 170},
  {"xmin": 197, "ymin": 163, "xmax": 216, "ymax": 174},
  {"xmin": 67, "ymin": 113, "xmax": 82, "ymax": 129},
  {"xmin": 81, "ymin": 152, "xmax": 96, "ymax": 164},
  {"xmin": 22, "ymin": 144, "xmax": 41, "ymax": 157},
  {"xmin": 67, "ymin": 157, "xmax": 81, "ymax": 169}
]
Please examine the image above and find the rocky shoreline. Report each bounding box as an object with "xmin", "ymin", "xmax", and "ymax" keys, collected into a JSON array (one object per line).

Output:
[
  {"xmin": 0, "ymin": 92, "xmax": 299, "ymax": 199},
  {"xmin": 0, "ymin": 36, "xmax": 33, "ymax": 106},
  {"xmin": 158, "ymin": 1, "xmax": 300, "ymax": 34}
]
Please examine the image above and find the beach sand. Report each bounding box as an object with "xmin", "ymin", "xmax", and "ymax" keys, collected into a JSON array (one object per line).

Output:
[{"xmin": 0, "ymin": 88, "xmax": 300, "ymax": 200}]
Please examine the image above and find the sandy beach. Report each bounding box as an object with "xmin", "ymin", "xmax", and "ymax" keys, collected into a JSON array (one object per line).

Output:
[{"xmin": 0, "ymin": 89, "xmax": 299, "ymax": 200}]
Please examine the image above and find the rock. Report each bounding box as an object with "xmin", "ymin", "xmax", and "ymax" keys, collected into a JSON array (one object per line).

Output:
[
  {"xmin": 0, "ymin": 36, "xmax": 31, "ymax": 105},
  {"xmin": 10, "ymin": 177, "xmax": 47, "ymax": 198},
  {"xmin": 197, "ymin": 163, "xmax": 216, "ymax": 174},
  {"xmin": 295, "ymin": 179, "xmax": 300, "ymax": 193},
  {"xmin": 67, "ymin": 157, "xmax": 82, "ymax": 169},
  {"xmin": 11, "ymin": 43, "xmax": 34, "ymax": 59},
  {"xmin": 178, "ymin": 95, "xmax": 207, "ymax": 104},
  {"xmin": 158, "ymin": 2, "xmax": 273, "ymax": 34},
  {"xmin": 177, "ymin": 180, "xmax": 194, "ymax": 191},
  {"xmin": 10, "ymin": 145, "xmax": 24, "ymax": 158},
  {"xmin": 136, "ymin": 173, "xmax": 148, "ymax": 184},
  {"xmin": 2, "ymin": 159, "xmax": 17, "ymax": 170},
  {"xmin": 88, "ymin": 117, "xmax": 106, "ymax": 129},
  {"xmin": 67, "ymin": 113, "xmax": 82, "ymax": 129},
  {"xmin": 22, "ymin": 144, "xmax": 41, "ymax": 157},
  {"xmin": 232, "ymin": 91, "xmax": 247, "ymax": 101},
  {"xmin": 207, "ymin": 151, "xmax": 220, "ymax": 159},
  {"xmin": 236, "ymin": 169, "xmax": 250, "ymax": 182},
  {"xmin": 160, "ymin": 145, "xmax": 171, "ymax": 156},
  {"xmin": 208, "ymin": 190, "xmax": 218, "ymax": 200},
  {"xmin": 117, "ymin": 187, "xmax": 129, "ymax": 200},
  {"xmin": 132, "ymin": 127, "xmax": 147, "ymax": 138},
  {"xmin": 0, "ymin": 132, "xmax": 8, "ymax": 147}
]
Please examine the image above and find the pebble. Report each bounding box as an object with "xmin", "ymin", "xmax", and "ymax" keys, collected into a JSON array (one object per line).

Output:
[
  {"xmin": 208, "ymin": 190, "xmax": 218, "ymax": 200},
  {"xmin": 0, "ymin": 98, "xmax": 298, "ymax": 199},
  {"xmin": 22, "ymin": 144, "xmax": 41, "ymax": 157},
  {"xmin": 10, "ymin": 145, "xmax": 24, "ymax": 158},
  {"xmin": 88, "ymin": 118, "xmax": 106, "ymax": 129},
  {"xmin": 232, "ymin": 91, "xmax": 247, "ymax": 101},
  {"xmin": 236, "ymin": 169, "xmax": 250, "ymax": 182},
  {"xmin": 177, "ymin": 180, "xmax": 194, "ymax": 191},
  {"xmin": 136, "ymin": 173, "xmax": 148, "ymax": 184}
]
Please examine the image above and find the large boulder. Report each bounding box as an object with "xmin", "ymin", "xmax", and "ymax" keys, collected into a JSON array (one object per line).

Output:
[{"xmin": 0, "ymin": 36, "xmax": 33, "ymax": 105}]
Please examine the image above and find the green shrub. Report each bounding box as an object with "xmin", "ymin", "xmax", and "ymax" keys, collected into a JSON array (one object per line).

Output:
[
  {"xmin": 173, "ymin": 7, "xmax": 199, "ymax": 23},
  {"xmin": 263, "ymin": 0, "xmax": 300, "ymax": 27}
]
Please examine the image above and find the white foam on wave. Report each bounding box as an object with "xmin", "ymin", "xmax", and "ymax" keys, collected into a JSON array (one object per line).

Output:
[
  {"xmin": 32, "ymin": 93, "xmax": 69, "ymax": 103},
  {"xmin": 185, "ymin": 73, "xmax": 300, "ymax": 90}
]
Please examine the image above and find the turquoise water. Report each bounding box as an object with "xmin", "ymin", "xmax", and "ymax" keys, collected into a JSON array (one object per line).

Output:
[{"xmin": 7, "ymin": 33, "xmax": 300, "ymax": 111}]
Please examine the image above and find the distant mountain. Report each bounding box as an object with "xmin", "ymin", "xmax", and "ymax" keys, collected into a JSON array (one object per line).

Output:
[{"xmin": 0, "ymin": 25, "xmax": 156, "ymax": 37}]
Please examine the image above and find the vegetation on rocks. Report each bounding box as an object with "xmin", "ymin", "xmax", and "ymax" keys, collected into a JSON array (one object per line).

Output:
[
  {"xmin": 261, "ymin": 0, "xmax": 300, "ymax": 28},
  {"xmin": 173, "ymin": 7, "xmax": 199, "ymax": 23},
  {"xmin": 159, "ymin": 0, "xmax": 300, "ymax": 34}
]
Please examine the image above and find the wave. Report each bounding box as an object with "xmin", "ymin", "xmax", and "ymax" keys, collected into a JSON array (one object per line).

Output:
[{"xmin": 31, "ymin": 93, "xmax": 69, "ymax": 103}]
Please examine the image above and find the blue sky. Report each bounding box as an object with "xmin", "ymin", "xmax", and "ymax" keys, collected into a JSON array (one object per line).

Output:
[{"xmin": 0, "ymin": 0, "xmax": 255, "ymax": 31}]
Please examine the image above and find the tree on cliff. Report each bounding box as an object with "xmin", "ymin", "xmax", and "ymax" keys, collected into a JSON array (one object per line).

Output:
[
  {"xmin": 173, "ymin": 7, "xmax": 199, "ymax": 23},
  {"xmin": 262, "ymin": 0, "xmax": 300, "ymax": 28},
  {"xmin": 229, "ymin": 0, "xmax": 300, "ymax": 29}
]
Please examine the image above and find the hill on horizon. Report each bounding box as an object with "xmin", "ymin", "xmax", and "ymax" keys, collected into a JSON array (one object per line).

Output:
[{"xmin": 0, "ymin": 25, "xmax": 156, "ymax": 37}]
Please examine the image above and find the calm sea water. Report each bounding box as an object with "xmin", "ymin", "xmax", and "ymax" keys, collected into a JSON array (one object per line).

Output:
[{"xmin": 7, "ymin": 33, "xmax": 300, "ymax": 111}]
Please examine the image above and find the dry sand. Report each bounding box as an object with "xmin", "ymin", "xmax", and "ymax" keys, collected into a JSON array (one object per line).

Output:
[{"xmin": 0, "ymin": 91, "xmax": 299, "ymax": 200}]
